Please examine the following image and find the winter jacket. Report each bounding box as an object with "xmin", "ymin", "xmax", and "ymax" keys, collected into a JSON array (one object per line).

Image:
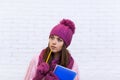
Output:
[{"xmin": 24, "ymin": 52, "xmax": 79, "ymax": 80}]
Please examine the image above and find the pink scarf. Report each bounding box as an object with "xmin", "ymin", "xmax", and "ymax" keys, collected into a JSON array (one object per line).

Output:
[
  {"xmin": 38, "ymin": 49, "xmax": 74, "ymax": 69},
  {"xmin": 33, "ymin": 49, "xmax": 74, "ymax": 80}
]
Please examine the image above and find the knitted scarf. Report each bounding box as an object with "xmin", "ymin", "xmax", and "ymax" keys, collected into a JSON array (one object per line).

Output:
[
  {"xmin": 34, "ymin": 49, "xmax": 74, "ymax": 79},
  {"xmin": 38, "ymin": 49, "xmax": 74, "ymax": 69}
]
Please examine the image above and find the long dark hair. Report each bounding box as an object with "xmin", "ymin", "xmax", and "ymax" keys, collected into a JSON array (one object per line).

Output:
[{"xmin": 43, "ymin": 44, "xmax": 70, "ymax": 67}]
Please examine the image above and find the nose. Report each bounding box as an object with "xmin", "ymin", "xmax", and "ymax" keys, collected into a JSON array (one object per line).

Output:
[{"xmin": 52, "ymin": 39, "xmax": 57, "ymax": 45}]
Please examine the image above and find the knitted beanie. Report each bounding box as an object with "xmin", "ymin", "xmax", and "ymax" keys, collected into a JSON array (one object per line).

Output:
[{"xmin": 50, "ymin": 19, "xmax": 75, "ymax": 47}]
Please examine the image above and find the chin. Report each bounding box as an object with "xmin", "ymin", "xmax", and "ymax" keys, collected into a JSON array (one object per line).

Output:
[
  {"xmin": 52, "ymin": 50, "xmax": 57, "ymax": 53},
  {"xmin": 52, "ymin": 50, "xmax": 58, "ymax": 53}
]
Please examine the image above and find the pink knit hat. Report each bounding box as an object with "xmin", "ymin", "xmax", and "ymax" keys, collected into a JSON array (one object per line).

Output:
[{"xmin": 50, "ymin": 19, "xmax": 75, "ymax": 47}]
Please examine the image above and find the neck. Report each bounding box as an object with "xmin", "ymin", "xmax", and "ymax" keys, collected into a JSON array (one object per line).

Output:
[{"xmin": 54, "ymin": 53, "xmax": 60, "ymax": 59}]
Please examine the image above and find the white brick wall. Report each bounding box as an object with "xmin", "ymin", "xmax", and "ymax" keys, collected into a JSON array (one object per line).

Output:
[{"xmin": 0, "ymin": 0, "xmax": 120, "ymax": 80}]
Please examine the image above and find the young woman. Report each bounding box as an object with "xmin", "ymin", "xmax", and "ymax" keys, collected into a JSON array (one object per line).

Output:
[{"xmin": 24, "ymin": 19, "xmax": 79, "ymax": 80}]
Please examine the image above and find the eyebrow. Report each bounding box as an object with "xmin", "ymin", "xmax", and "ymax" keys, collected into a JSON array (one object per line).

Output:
[
  {"xmin": 51, "ymin": 35, "xmax": 62, "ymax": 40},
  {"xmin": 57, "ymin": 37, "xmax": 63, "ymax": 41}
]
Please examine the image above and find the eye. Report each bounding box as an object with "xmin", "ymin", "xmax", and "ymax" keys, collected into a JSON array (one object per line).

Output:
[
  {"xmin": 50, "ymin": 36, "xmax": 54, "ymax": 40},
  {"xmin": 57, "ymin": 38, "xmax": 63, "ymax": 42}
]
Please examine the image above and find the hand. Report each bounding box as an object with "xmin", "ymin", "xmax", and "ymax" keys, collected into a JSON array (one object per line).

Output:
[
  {"xmin": 45, "ymin": 71, "xmax": 59, "ymax": 80},
  {"xmin": 37, "ymin": 62, "xmax": 49, "ymax": 74}
]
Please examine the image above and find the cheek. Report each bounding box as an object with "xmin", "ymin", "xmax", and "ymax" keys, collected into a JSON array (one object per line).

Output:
[
  {"xmin": 49, "ymin": 40, "xmax": 53, "ymax": 45},
  {"xmin": 49, "ymin": 40, "xmax": 51, "ymax": 44},
  {"xmin": 59, "ymin": 43, "xmax": 64, "ymax": 49},
  {"xmin": 48, "ymin": 41, "xmax": 51, "ymax": 47}
]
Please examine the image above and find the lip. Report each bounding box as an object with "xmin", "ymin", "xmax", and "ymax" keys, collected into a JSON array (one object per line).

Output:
[{"xmin": 51, "ymin": 46, "xmax": 56, "ymax": 49}]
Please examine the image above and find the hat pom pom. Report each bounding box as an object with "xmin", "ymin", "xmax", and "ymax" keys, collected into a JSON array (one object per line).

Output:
[{"xmin": 60, "ymin": 19, "xmax": 75, "ymax": 34}]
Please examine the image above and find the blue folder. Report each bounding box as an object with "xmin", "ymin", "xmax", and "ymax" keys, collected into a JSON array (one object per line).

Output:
[{"xmin": 53, "ymin": 65, "xmax": 77, "ymax": 80}]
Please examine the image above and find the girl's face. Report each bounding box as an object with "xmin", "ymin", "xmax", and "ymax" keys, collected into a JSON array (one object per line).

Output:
[{"xmin": 49, "ymin": 35, "xmax": 64, "ymax": 53}]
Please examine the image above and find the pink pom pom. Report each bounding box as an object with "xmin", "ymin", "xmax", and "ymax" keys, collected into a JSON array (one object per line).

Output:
[{"xmin": 60, "ymin": 19, "xmax": 75, "ymax": 34}]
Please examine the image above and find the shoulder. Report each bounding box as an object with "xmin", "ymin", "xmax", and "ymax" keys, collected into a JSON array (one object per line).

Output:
[
  {"xmin": 72, "ymin": 61, "xmax": 80, "ymax": 80},
  {"xmin": 31, "ymin": 49, "xmax": 46, "ymax": 65},
  {"xmin": 24, "ymin": 54, "xmax": 39, "ymax": 80},
  {"xmin": 31, "ymin": 54, "xmax": 39, "ymax": 65},
  {"xmin": 27, "ymin": 54, "xmax": 40, "ymax": 71},
  {"xmin": 72, "ymin": 60, "xmax": 79, "ymax": 71}
]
